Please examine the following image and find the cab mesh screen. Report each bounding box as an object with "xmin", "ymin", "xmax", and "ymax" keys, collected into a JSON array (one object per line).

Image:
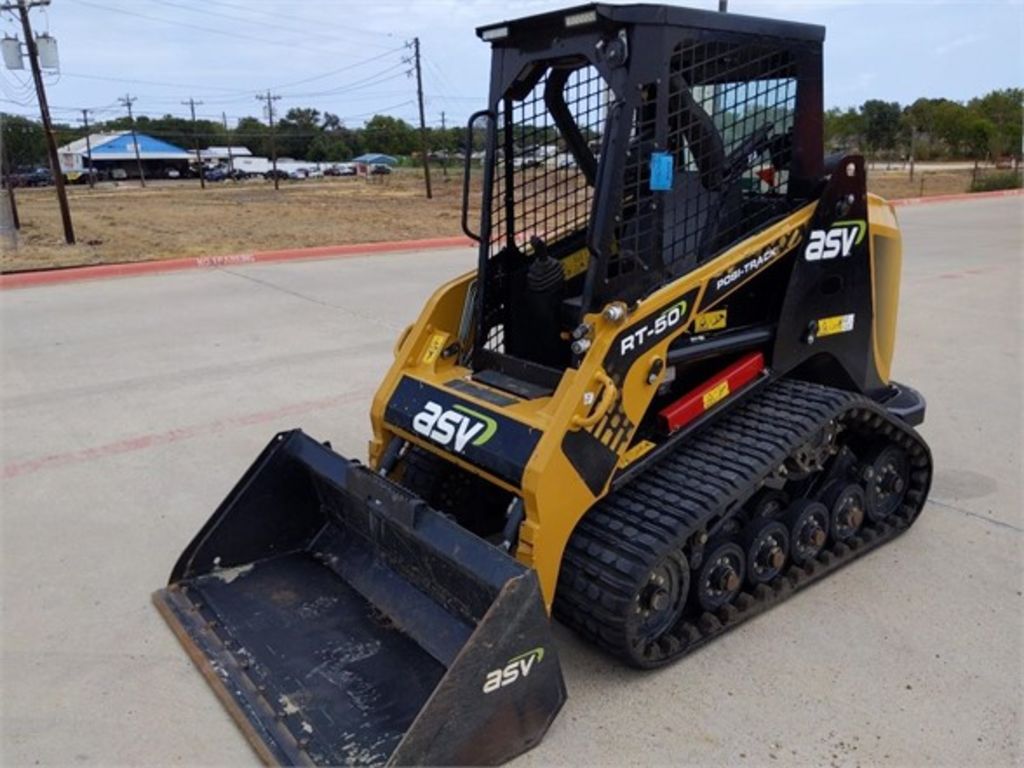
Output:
[
  {"xmin": 661, "ymin": 39, "xmax": 797, "ymax": 268},
  {"xmin": 484, "ymin": 64, "xmax": 608, "ymax": 352}
]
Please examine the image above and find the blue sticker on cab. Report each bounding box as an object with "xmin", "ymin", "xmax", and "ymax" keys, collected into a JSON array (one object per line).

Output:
[{"xmin": 649, "ymin": 151, "xmax": 674, "ymax": 191}]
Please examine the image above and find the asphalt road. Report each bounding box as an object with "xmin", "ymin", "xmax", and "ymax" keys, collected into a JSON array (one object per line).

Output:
[{"xmin": 2, "ymin": 197, "xmax": 1021, "ymax": 767}]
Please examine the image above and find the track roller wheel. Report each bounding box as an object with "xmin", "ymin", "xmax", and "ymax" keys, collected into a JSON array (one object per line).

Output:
[
  {"xmin": 822, "ymin": 482, "xmax": 866, "ymax": 542},
  {"xmin": 743, "ymin": 519, "xmax": 789, "ymax": 585},
  {"xmin": 695, "ymin": 539, "xmax": 745, "ymax": 612},
  {"xmin": 627, "ymin": 551, "xmax": 690, "ymax": 651},
  {"xmin": 785, "ymin": 499, "xmax": 830, "ymax": 564},
  {"xmin": 863, "ymin": 445, "xmax": 910, "ymax": 521}
]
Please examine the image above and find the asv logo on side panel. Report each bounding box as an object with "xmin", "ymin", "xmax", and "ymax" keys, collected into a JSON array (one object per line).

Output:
[
  {"xmin": 412, "ymin": 401, "xmax": 496, "ymax": 453},
  {"xmin": 805, "ymin": 219, "xmax": 866, "ymax": 261},
  {"xmin": 482, "ymin": 647, "xmax": 545, "ymax": 694}
]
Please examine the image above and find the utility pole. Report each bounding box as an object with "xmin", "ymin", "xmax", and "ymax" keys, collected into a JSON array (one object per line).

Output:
[
  {"xmin": 413, "ymin": 37, "xmax": 432, "ymax": 199},
  {"xmin": 256, "ymin": 90, "xmax": 281, "ymax": 190},
  {"xmin": 183, "ymin": 97, "xmax": 205, "ymax": 189},
  {"xmin": 908, "ymin": 127, "xmax": 916, "ymax": 181},
  {"xmin": 440, "ymin": 110, "xmax": 448, "ymax": 178},
  {"xmin": 223, "ymin": 111, "xmax": 234, "ymax": 174},
  {"xmin": 119, "ymin": 93, "xmax": 145, "ymax": 187},
  {"xmin": 718, "ymin": 0, "xmax": 728, "ymax": 11},
  {"xmin": 5, "ymin": 0, "xmax": 74, "ymax": 243},
  {"xmin": 80, "ymin": 108, "xmax": 95, "ymax": 188}
]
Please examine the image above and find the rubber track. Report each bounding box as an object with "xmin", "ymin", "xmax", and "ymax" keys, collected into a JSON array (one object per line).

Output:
[{"xmin": 553, "ymin": 378, "xmax": 932, "ymax": 668}]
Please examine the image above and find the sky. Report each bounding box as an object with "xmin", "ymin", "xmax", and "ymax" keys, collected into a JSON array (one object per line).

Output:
[{"xmin": 1, "ymin": 0, "xmax": 1021, "ymax": 131}]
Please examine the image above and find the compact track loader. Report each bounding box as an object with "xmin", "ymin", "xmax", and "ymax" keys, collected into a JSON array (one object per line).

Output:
[{"xmin": 155, "ymin": 4, "xmax": 933, "ymax": 765}]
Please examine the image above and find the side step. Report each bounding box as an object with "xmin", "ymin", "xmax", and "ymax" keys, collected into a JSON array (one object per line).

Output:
[{"xmin": 153, "ymin": 430, "xmax": 565, "ymax": 766}]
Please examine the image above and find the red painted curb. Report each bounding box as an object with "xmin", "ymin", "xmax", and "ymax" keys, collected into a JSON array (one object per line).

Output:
[
  {"xmin": 2, "ymin": 187, "xmax": 1020, "ymax": 290},
  {"xmin": 890, "ymin": 187, "xmax": 1023, "ymax": 207},
  {"xmin": 0, "ymin": 235, "xmax": 474, "ymax": 290}
]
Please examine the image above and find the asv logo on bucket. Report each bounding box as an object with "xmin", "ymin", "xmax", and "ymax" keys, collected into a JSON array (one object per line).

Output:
[
  {"xmin": 804, "ymin": 220, "xmax": 865, "ymax": 261},
  {"xmin": 412, "ymin": 401, "xmax": 496, "ymax": 453},
  {"xmin": 482, "ymin": 647, "xmax": 545, "ymax": 694}
]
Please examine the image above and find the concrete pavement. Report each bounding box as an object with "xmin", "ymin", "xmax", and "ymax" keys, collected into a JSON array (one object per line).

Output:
[{"xmin": 1, "ymin": 197, "xmax": 1021, "ymax": 766}]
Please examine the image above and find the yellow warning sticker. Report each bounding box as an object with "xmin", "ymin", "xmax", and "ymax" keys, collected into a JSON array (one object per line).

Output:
[
  {"xmin": 617, "ymin": 439, "xmax": 656, "ymax": 469},
  {"xmin": 421, "ymin": 332, "xmax": 448, "ymax": 365},
  {"xmin": 702, "ymin": 380, "xmax": 731, "ymax": 410},
  {"xmin": 694, "ymin": 309, "xmax": 727, "ymax": 332},
  {"xmin": 561, "ymin": 247, "xmax": 590, "ymax": 280},
  {"xmin": 817, "ymin": 313, "xmax": 855, "ymax": 337}
]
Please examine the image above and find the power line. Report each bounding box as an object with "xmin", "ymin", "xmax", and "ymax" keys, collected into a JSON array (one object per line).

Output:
[
  {"xmin": 69, "ymin": 0, "xmax": 308, "ymax": 50},
  {"xmin": 61, "ymin": 71, "xmax": 255, "ymax": 94},
  {"xmin": 269, "ymin": 45, "xmax": 408, "ymax": 91},
  {"xmin": 54, "ymin": 49, "xmax": 410, "ymax": 111},
  {"xmin": 148, "ymin": 0, "xmax": 399, "ymax": 51},
  {"xmin": 67, "ymin": 0, "xmax": 397, "ymax": 60},
  {"xmin": 281, "ymin": 66, "xmax": 412, "ymax": 100},
  {"xmin": 200, "ymin": 0, "xmax": 401, "ymax": 42}
]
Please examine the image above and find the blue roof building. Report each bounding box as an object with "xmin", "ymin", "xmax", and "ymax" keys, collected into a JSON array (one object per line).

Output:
[
  {"xmin": 58, "ymin": 132, "xmax": 193, "ymax": 178},
  {"xmin": 352, "ymin": 153, "xmax": 398, "ymax": 166}
]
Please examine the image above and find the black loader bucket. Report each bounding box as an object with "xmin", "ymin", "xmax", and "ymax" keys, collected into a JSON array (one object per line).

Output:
[{"xmin": 153, "ymin": 430, "xmax": 565, "ymax": 766}]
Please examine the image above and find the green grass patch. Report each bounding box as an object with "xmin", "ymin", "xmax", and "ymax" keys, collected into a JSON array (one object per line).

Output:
[{"xmin": 970, "ymin": 170, "xmax": 1022, "ymax": 193}]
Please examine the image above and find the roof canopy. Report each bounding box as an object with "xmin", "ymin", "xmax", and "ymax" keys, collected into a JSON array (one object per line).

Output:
[
  {"xmin": 352, "ymin": 153, "xmax": 397, "ymax": 165},
  {"xmin": 477, "ymin": 3, "xmax": 825, "ymax": 44},
  {"xmin": 57, "ymin": 132, "xmax": 191, "ymax": 160}
]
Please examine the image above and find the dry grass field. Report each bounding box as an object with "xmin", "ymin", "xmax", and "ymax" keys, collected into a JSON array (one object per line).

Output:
[
  {"xmin": 0, "ymin": 166, "xmax": 1001, "ymax": 273},
  {"xmin": 867, "ymin": 167, "xmax": 982, "ymax": 200},
  {"xmin": 3, "ymin": 170, "xmax": 478, "ymax": 272}
]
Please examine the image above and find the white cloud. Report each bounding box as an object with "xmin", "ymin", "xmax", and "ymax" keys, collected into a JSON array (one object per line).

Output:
[{"xmin": 934, "ymin": 32, "xmax": 987, "ymax": 55}]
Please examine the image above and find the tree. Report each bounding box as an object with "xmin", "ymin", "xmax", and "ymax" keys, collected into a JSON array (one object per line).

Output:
[
  {"xmin": 234, "ymin": 116, "xmax": 271, "ymax": 157},
  {"xmin": 969, "ymin": 88, "xmax": 1023, "ymax": 160},
  {"xmin": 1, "ymin": 113, "xmax": 48, "ymax": 167},
  {"xmin": 861, "ymin": 100, "xmax": 902, "ymax": 157},
  {"xmin": 824, "ymin": 107, "xmax": 865, "ymax": 150},
  {"xmin": 275, "ymin": 108, "xmax": 321, "ymax": 159},
  {"xmin": 362, "ymin": 115, "xmax": 417, "ymax": 155},
  {"xmin": 308, "ymin": 132, "xmax": 353, "ymax": 161},
  {"xmin": 931, "ymin": 100, "xmax": 971, "ymax": 156},
  {"xmin": 964, "ymin": 116, "xmax": 996, "ymax": 161}
]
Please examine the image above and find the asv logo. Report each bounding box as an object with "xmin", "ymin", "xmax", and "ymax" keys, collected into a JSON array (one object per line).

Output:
[
  {"xmin": 482, "ymin": 647, "xmax": 545, "ymax": 694},
  {"xmin": 804, "ymin": 220, "xmax": 866, "ymax": 261},
  {"xmin": 412, "ymin": 401, "xmax": 496, "ymax": 454}
]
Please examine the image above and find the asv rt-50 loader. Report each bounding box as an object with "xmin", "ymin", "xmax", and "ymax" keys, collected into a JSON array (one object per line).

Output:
[{"xmin": 154, "ymin": 4, "xmax": 933, "ymax": 765}]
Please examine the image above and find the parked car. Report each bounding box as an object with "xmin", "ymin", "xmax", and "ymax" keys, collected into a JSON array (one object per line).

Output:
[
  {"xmin": 264, "ymin": 169, "xmax": 290, "ymax": 181},
  {"xmin": 325, "ymin": 163, "xmax": 357, "ymax": 177},
  {"xmin": 205, "ymin": 167, "xmax": 230, "ymax": 182},
  {"xmin": 164, "ymin": 168, "xmax": 181, "ymax": 179},
  {"xmin": 553, "ymin": 153, "xmax": 577, "ymax": 170},
  {"xmin": 305, "ymin": 168, "xmax": 324, "ymax": 179},
  {"xmin": 511, "ymin": 155, "xmax": 542, "ymax": 170},
  {"xmin": 369, "ymin": 163, "xmax": 392, "ymax": 175},
  {"xmin": 65, "ymin": 168, "xmax": 103, "ymax": 185},
  {"xmin": 9, "ymin": 167, "xmax": 52, "ymax": 187}
]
